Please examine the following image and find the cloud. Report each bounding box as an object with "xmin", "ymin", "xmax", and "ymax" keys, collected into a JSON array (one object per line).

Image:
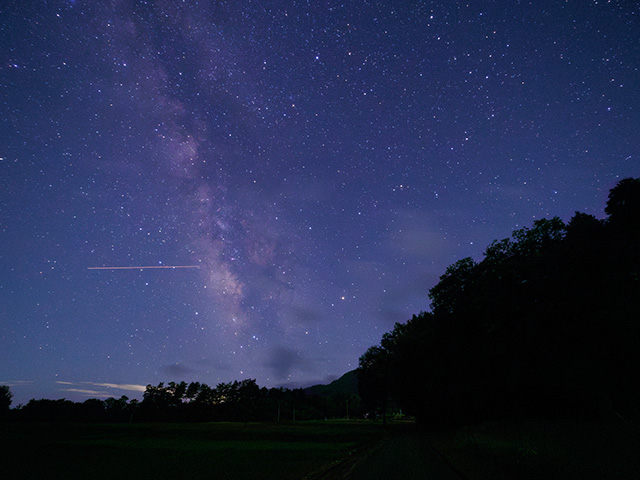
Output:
[
  {"xmin": 56, "ymin": 381, "xmax": 147, "ymax": 394},
  {"xmin": 0, "ymin": 380, "xmax": 33, "ymax": 387},
  {"xmin": 387, "ymin": 213, "xmax": 453, "ymax": 260},
  {"xmin": 87, "ymin": 382, "xmax": 147, "ymax": 392},
  {"xmin": 286, "ymin": 305, "xmax": 322, "ymax": 326},
  {"xmin": 264, "ymin": 346, "xmax": 302, "ymax": 381},
  {"xmin": 160, "ymin": 364, "xmax": 195, "ymax": 378}
]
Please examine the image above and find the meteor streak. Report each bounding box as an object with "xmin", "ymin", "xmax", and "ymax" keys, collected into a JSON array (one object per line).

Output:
[{"xmin": 88, "ymin": 265, "xmax": 200, "ymax": 270}]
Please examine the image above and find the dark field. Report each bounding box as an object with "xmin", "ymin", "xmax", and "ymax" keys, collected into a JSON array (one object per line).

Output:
[
  {"xmin": 427, "ymin": 416, "xmax": 640, "ymax": 480},
  {"xmin": 4, "ymin": 417, "xmax": 640, "ymax": 479},
  {"xmin": 0, "ymin": 420, "xmax": 384, "ymax": 480}
]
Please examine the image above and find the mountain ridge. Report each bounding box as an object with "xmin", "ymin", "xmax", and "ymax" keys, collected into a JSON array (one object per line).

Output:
[{"xmin": 303, "ymin": 370, "xmax": 358, "ymax": 397}]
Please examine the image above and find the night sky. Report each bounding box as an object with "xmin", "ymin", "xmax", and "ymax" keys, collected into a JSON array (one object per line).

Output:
[{"xmin": 1, "ymin": 1, "xmax": 638, "ymax": 405}]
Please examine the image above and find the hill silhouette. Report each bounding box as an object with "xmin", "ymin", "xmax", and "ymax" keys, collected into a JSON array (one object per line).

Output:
[{"xmin": 304, "ymin": 370, "xmax": 359, "ymax": 397}]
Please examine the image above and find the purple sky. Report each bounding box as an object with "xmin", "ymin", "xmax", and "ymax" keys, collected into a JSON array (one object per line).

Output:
[{"xmin": 1, "ymin": 0, "xmax": 638, "ymax": 405}]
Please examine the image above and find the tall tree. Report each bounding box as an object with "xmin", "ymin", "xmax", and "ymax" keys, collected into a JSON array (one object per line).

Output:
[{"xmin": 0, "ymin": 385, "xmax": 12, "ymax": 415}]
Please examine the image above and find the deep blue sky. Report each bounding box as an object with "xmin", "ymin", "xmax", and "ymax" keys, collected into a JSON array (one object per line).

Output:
[{"xmin": 1, "ymin": 0, "xmax": 638, "ymax": 405}]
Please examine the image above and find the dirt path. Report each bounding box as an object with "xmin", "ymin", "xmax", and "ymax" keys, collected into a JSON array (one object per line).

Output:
[{"xmin": 319, "ymin": 426, "xmax": 463, "ymax": 480}]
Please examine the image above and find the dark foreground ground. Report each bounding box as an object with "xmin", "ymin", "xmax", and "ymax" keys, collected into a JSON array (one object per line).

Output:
[
  {"xmin": 316, "ymin": 416, "xmax": 640, "ymax": 480},
  {"xmin": 327, "ymin": 423, "xmax": 461, "ymax": 480},
  {"xmin": 0, "ymin": 421, "xmax": 383, "ymax": 480},
  {"xmin": 337, "ymin": 415, "xmax": 640, "ymax": 480},
  {"xmin": 2, "ymin": 416, "xmax": 640, "ymax": 479},
  {"xmin": 425, "ymin": 415, "xmax": 640, "ymax": 480}
]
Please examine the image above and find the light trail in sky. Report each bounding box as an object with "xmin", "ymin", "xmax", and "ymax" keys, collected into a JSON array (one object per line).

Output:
[{"xmin": 88, "ymin": 265, "xmax": 200, "ymax": 270}]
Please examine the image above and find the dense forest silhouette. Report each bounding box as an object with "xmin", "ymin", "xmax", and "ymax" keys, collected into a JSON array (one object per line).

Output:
[
  {"xmin": 2, "ymin": 178, "xmax": 638, "ymax": 426},
  {"xmin": 358, "ymin": 177, "xmax": 640, "ymax": 426},
  {"xmin": 1, "ymin": 375, "xmax": 361, "ymax": 423}
]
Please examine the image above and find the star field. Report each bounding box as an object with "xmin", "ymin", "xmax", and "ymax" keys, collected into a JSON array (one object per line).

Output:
[{"xmin": 1, "ymin": 0, "xmax": 639, "ymax": 404}]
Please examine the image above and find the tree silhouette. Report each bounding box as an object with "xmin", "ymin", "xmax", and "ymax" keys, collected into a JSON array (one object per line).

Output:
[
  {"xmin": 605, "ymin": 177, "xmax": 640, "ymax": 228},
  {"xmin": 359, "ymin": 178, "xmax": 640, "ymax": 425},
  {"xmin": 0, "ymin": 385, "xmax": 12, "ymax": 417},
  {"xmin": 358, "ymin": 345, "xmax": 391, "ymax": 423}
]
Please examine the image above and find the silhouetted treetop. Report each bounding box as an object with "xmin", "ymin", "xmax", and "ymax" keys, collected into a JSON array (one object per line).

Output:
[
  {"xmin": 429, "ymin": 257, "xmax": 477, "ymax": 315},
  {"xmin": 605, "ymin": 177, "xmax": 640, "ymax": 226},
  {"xmin": 0, "ymin": 385, "xmax": 12, "ymax": 415}
]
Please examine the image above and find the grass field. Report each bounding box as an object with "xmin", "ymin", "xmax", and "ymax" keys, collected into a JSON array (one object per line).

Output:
[
  {"xmin": 5, "ymin": 417, "xmax": 640, "ymax": 479},
  {"xmin": 428, "ymin": 416, "xmax": 640, "ymax": 480},
  {"xmin": 0, "ymin": 421, "xmax": 385, "ymax": 480}
]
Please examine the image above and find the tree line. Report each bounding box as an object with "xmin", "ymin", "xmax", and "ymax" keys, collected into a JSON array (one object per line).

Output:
[
  {"xmin": 357, "ymin": 177, "xmax": 640, "ymax": 426},
  {"xmin": 0, "ymin": 379, "xmax": 362, "ymax": 423}
]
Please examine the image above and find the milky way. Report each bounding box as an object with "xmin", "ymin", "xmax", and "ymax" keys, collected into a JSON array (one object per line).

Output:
[{"xmin": 1, "ymin": 1, "xmax": 639, "ymax": 404}]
